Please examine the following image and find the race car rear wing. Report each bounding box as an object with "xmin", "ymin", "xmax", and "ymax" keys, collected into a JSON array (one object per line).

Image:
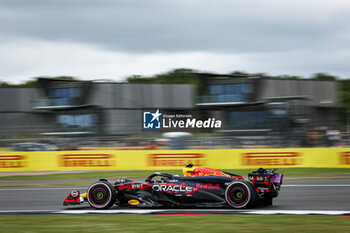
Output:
[{"xmin": 248, "ymin": 168, "xmax": 283, "ymax": 193}]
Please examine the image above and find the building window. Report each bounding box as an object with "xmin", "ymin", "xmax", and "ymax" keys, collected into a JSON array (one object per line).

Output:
[
  {"xmin": 48, "ymin": 88, "xmax": 81, "ymax": 99},
  {"xmin": 57, "ymin": 114, "xmax": 97, "ymax": 132},
  {"xmin": 228, "ymin": 110, "xmax": 268, "ymax": 129},
  {"xmin": 47, "ymin": 88, "xmax": 81, "ymax": 106},
  {"xmin": 207, "ymin": 83, "xmax": 251, "ymax": 103}
]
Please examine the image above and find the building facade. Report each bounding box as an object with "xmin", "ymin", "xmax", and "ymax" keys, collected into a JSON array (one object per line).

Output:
[
  {"xmin": 0, "ymin": 76, "xmax": 339, "ymax": 137},
  {"xmin": 0, "ymin": 78, "xmax": 194, "ymax": 136},
  {"xmin": 196, "ymin": 74, "xmax": 339, "ymax": 136}
]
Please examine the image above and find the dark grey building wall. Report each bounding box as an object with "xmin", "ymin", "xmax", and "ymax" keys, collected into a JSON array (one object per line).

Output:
[
  {"xmin": 0, "ymin": 83, "xmax": 194, "ymax": 136},
  {"xmin": 259, "ymin": 79, "xmax": 338, "ymax": 107},
  {"xmin": 0, "ymin": 88, "xmax": 55, "ymax": 136},
  {"xmin": 0, "ymin": 112, "xmax": 54, "ymax": 137},
  {"xmin": 88, "ymin": 83, "xmax": 115, "ymax": 108},
  {"xmin": 96, "ymin": 84, "xmax": 194, "ymax": 135},
  {"xmin": 103, "ymin": 109, "xmax": 142, "ymax": 135},
  {"xmin": 88, "ymin": 83, "xmax": 193, "ymax": 109},
  {"xmin": 0, "ymin": 88, "xmax": 40, "ymax": 111},
  {"xmin": 254, "ymin": 78, "xmax": 339, "ymax": 129},
  {"xmin": 201, "ymin": 77, "xmax": 340, "ymax": 133}
]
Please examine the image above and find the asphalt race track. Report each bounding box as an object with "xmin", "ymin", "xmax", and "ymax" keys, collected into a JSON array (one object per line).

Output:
[{"xmin": 0, "ymin": 179, "xmax": 349, "ymax": 214}]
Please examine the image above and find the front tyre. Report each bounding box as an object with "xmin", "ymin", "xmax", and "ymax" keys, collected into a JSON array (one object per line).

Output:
[
  {"xmin": 87, "ymin": 181, "xmax": 116, "ymax": 209},
  {"xmin": 225, "ymin": 181, "xmax": 257, "ymax": 208}
]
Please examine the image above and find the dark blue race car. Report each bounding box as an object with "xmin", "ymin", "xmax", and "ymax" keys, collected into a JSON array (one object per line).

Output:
[{"xmin": 64, "ymin": 164, "xmax": 283, "ymax": 209}]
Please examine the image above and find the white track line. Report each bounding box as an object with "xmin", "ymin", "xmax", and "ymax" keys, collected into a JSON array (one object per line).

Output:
[
  {"xmin": 283, "ymin": 184, "xmax": 350, "ymax": 187},
  {"xmin": 240, "ymin": 210, "xmax": 350, "ymax": 215},
  {"xmin": 0, "ymin": 209, "xmax": 350, "ymax": 215},
  {"xmin": 56, "ymin": 209, "xmax": 165, "ymax": 214},
  {"xmin": 0, "ymin": 210, "xmax": 58, "ymax": 213}
]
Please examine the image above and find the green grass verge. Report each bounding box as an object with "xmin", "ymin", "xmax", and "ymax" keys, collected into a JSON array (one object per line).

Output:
[
  {"xmin": 1, "ymin": 168, "xmax": 350, "ymax": 180},
  {"xmin": 0, "ymin": 214, "xmax": 350, "ymax": 233}
]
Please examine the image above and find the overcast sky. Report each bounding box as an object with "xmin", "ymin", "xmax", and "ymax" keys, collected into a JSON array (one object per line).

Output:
[{"xmin": 1, "ymin": 0, "xmax": 350, "ymax": 83}]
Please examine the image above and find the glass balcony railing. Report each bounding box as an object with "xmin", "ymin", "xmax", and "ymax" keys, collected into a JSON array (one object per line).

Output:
[
  {"xmin": 224, "ymin": 123, "xmax": 269, "ymax": 130},
  {"xmin": 33, "ymin": 98, "xmax": 76, "ymax": 108},
  {"xmin": 198, "ymin": 94, "xmax": 246, "ymax": 103}
]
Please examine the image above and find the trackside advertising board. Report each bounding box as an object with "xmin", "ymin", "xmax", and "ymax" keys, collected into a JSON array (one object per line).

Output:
[{"xmin": 1, "ymin": 148, "xmax": 350, "ymax": 171}]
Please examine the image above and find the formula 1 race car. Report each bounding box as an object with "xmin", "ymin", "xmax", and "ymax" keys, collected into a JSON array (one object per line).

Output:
[{"xmin": 63, "ymin": 164, "xmax": 283, "ymax": 209}]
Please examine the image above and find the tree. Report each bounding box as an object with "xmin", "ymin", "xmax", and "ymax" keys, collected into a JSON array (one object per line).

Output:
[
  {"xmin": 311, "ymin": 73, "xmax": 337, "ymax": 81},
  {"xmin": 127, "ymin": 69, "xmax": 197, "ymax": 84},
  {"xmin": 0, "ymin": 76, "xmax": 79, "ymax": 87}
]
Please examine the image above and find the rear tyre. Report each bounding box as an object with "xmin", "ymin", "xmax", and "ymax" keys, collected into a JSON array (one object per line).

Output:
[
  {"xmin": 87, "ymin": 181, "xmax": 116, "ymax": 209},
  {"xmin": 225, "ymin": 181, "xmax": 257, "ymax": 208}
]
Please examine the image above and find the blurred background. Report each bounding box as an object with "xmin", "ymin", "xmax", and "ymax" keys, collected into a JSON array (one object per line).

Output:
[
  {"xmin": 1, "ymin": 1, "xmax": 350, "ymax": 151},
  {"xmin": 1, "ymin": 4, "xmax": 350, "ymax": 229},
  {"xmin": 0, "ymin": 69, "xmax": 349, "ymax": 151}
]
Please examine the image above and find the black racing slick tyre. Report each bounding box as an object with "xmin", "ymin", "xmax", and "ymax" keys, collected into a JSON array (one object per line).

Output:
[
  {"xmin": 87, "ymin": 181, "xmax": 116, "ymax": 209},
  {"xmin": 225, "ymin": 181, "xmax": 257, "ymax": 208}
]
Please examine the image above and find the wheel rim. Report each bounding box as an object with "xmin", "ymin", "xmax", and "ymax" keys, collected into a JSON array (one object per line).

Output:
[
  {"xmin": 227, "ymin": 184, "xmax": 249, "ymax": 207},
  {"xmin": 89, "ymin": 185, "xmax": 110, "ymax": 206},
  {"xmin": 97, "ymin": 192, "xmax": 104, "ymax": 199},
  {"xmin": 235, "ymin": 191, "xmax": 243, "ymax": 199}
]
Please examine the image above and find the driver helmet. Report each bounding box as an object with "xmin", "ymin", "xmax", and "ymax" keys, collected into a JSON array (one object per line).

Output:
[{"xmin": 183, "ymin": 162, "xmax": 195, "ymax": 177}]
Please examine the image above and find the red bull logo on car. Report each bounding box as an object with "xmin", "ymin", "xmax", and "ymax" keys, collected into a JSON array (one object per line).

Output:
[{"xmin": 196, "ymin": 183, "xmax": 220, "ymax": 190}]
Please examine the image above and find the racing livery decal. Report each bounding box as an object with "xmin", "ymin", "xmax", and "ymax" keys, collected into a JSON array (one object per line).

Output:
[
  {"xmin": 152, "ymin": 183, "xmax": 197, "ymax": 194},
  {"xmin": 195, "ymin": 183, "xmax": 220, "ymax": 190},
  {"xmin": 117, "ymin": 183, "xmax": 148, "ymax": 191}
]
